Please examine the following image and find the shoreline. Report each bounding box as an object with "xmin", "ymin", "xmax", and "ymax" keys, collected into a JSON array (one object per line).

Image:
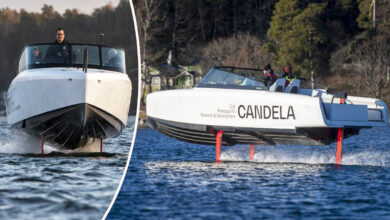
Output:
[{"xmin": 137, "ymin": 110, "xmax": 149, "ymax": 129}]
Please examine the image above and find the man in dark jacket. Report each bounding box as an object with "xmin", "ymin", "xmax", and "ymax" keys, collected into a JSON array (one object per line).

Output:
[
  {"xmin": 263, "ymin": 64, "xmax": 278, "ymax": 88},
  {"xmin": 46, "ymin": 28, "xmax": 69, "ymax": 60}
]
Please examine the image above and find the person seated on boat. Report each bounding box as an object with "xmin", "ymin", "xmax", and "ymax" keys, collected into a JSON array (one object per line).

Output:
[
  {"xmin": 263, "ymin": 64, "xmax": 278, "ymax": 88},
  {"xmin": 45, "ymin": 28, "xmax": 69, "ymax": 60},
  {"xmin": 282, "ymin": 66, "xmax": 296, "ymax": 86},
  {"xmin": 31, "ymin": 47, "xmax": 42, "ymax": 63},
  {"xmin": 106, "ymin": 49, "xmax": 121, "ymax": 67}
]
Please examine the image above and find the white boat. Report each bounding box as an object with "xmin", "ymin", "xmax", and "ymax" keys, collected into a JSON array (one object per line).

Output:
[
  {"xmin": 6, "ymin": 43, "xmax": 132, "ymax": 151},
  {"xmin": 147, "ymin": 66, "xmax": 388, "ymax": 162}
]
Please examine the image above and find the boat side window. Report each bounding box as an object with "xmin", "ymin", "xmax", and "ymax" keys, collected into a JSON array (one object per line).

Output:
[
  {"xmin": 197, "ymin": 68, "xmax": 266, "ymax": 90},
  {"xmin": 71, "ymin": 45, "xmax": 100, "ymax": 67},
  {"xmin": 18, "ymin": 49, "xmax": 27, "ymax": 74},
  {"xmin": 19, "ymin": 45, "xmax": 71, "ymax": 73},
  {"xmin": 101, "ymin": 47, "xmax": 125, "ymax": 73}
]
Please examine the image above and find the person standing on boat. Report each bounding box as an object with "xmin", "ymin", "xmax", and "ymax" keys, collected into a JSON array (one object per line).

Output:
[
  {"xmin": 263, "ymin": 64, "xmax": 278, "ymax": 88},
  {"xmin": 46, "ymin": 28, "xmax": 69, "ymax": 60},
  {"xmin": 282, "ymin": 66, "xmax": 296, "ymax": 86}
]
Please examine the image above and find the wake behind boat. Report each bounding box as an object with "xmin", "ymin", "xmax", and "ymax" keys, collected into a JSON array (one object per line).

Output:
[
  {"xmin": 147, "ymin": 66, "xmax": 389, "ymax": 163},
  {"xmin": 6, "ymin": 43, "xmax": 132, "ymax": 151}
]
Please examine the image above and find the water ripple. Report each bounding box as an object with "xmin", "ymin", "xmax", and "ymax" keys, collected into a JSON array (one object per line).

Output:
[
  {"xmin": 0, "ymin": 116, "xmax": 134, "ymax": 219},
  {"xmin": 108, "ymin": 127, "xmax": 390, "ymax": 219}
]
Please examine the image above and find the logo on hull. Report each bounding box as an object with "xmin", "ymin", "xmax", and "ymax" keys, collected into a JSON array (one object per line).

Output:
[{"xmin": 238, "ymin": 105, "xmax": 295, "ymax": 120}]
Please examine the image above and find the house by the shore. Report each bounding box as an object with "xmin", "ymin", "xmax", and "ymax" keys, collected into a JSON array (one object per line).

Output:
[
  {"xmin": 139, "ymin": 51, "xmax": 203, "ymax": 127},
  {"xmin": 144, "ymin": 50, "xmax": 203, "ymax": 93}
]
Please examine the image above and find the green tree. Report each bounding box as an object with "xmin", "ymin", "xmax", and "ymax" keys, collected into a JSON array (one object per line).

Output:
[
  {"xmin": 0, "ymin": 2, "xmax": 138, "ymax": 113},
  {"xmin": 267, "ymin": 1, "xmax": 327, "ymax": 78},
  {"xmin": 357, "ymin": 0, "xmax": 373, "ymax": 30},
  {"xmin": 357, "ymin": 0, "xmax": 390, "ymax": 34},
  {"xmin": 280, "ymin": 2, "xmax": 327, "ymax": 77},
  {"xmin": 267, "ymin": 0, "xmax": 301, "ymax": 45}
]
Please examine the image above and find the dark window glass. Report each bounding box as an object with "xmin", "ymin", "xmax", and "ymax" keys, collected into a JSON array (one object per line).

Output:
[
  {"xmin": 72, "ymin": 45, "xmax": 100, "ymax": 66},
  {"xmin": 18, "ymin": 44, "xmax": 125, "ymax": 74},
  {"xmin": 197, "ymin": 68, "xmax": 266, "ymax": 90}
]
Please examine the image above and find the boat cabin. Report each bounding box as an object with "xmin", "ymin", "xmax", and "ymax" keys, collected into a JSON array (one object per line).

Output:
[
  {"xmin": 197, "ymin": 66, "xmax": 267, "ymax": 90},
  {"xmin": 196, "ymin": 66, "xmax": 328, "ymax": 95},
  {"xmin": 17, "ymin": 43, "xmax": 126, "ymax": 74}
]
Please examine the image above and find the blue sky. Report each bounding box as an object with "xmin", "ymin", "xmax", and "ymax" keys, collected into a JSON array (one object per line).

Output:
[{"xmin": 0, "ymin": 0, "xmax": 121, "ymax": 14}]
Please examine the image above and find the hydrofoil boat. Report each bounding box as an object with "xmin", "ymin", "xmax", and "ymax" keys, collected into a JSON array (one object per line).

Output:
[
  {"xmin": 6, "ymin": 43, "xmax": 132, "ymax": 152},
  {"xmin": 147, "ymin": 66, "xmax": 388, "ymax": 163}
]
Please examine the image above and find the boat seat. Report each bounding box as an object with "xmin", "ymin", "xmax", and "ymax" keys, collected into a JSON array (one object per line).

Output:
[
  {"xmin": 285, "ymin": 79, "xmax": 300, "ymax": 94},
  {"xmin": 289, "ymin": 86, "xmax": 298, "ymax": 93},
  {"xmin": 269, "ymin": 78, "xmax": 286, "ymax": 92}
]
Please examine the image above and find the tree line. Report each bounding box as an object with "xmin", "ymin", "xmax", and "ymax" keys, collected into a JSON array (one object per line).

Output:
[
  {"xmin": 135, "ymin": 0, "xmax": 277, "ymax": 65},
  {"xmin": 135, "ymin": 0, "xmax": 390, "ymax": 102},
  {"xmin": 0, "ymin": 0, "xmax": 138, "ymax": 113}
]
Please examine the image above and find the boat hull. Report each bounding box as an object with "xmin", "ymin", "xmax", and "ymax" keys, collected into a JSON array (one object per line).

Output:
[
  {"xmin": 13, "ymin": 103, "xmax": 122, "ymax": 149},
  {"xmin": 148, "ymin": 116, "xmax": 360, "ymax": 146}
]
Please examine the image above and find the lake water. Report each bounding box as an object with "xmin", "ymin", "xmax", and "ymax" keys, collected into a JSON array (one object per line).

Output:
[
  {"xmin": 108, "ymin": 127, "xmax": 390, "ymax": 219},
  {"xmin": 0, "ymin": 116, "xmax": 134, "ymax": 219}
]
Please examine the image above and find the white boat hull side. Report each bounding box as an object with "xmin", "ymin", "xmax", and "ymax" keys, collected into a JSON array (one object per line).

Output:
[
  {"xmin": 85, "ymin": 71, "xmax": 131, "ymax": 125},
  {"xmin": 147, "ymin": 88, "xmax": 327, "ymax": 130},
  {"xmin": 147, "ymin": 88, "xmax": 389, "ymax": 130},
  {"xmin": 7, "ymin": 68, "xmax": 85, "ymax": 125},
  {"xmin": 7, "ymin": 68, "xmax": 131, "ymax": 126}
]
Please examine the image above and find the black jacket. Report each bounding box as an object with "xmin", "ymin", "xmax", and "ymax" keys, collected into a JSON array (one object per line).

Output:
[{"xmin": 45, "ymin": 40, "xmax": 70, "ymax": 59}]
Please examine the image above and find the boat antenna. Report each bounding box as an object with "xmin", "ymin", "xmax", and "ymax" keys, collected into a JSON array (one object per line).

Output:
[
  {"xmin": 100, "ymin": 33, "xmax": 104, "ymax": 45},
  {"xmin": 83, "ymin": 46, "xmax": 88, "ymax": 73}
]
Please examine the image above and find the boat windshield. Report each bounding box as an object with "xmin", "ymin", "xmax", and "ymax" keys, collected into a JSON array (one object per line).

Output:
[
  {"xmin": 18, "ymin": 43, "xmax": 126, "ymax": 74},
  {"xmin": 196, "ymin": 67, "xmax": 266, "ymax": 90}
]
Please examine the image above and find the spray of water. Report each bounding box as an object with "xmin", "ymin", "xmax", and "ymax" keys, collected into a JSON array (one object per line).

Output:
[
  {"xmin": 221, "ymin": 144, "xmax": 390, "ymax": 166},
  {"xmin": 0, "ymin": 129, "xmax": 101, "ymax": 154},
  {"xmin": 0, "ymin": 130, "xmax": 58, "ymax": 154}
]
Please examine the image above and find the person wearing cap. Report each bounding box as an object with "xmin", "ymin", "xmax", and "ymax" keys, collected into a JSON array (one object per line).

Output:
[
  {"xmin": 282, "ymin": 66, "xmax": 296, "ymax": 86},
  {"xmin": 263, "ymin": 64, "xmax": 278, "ymax": 88}
]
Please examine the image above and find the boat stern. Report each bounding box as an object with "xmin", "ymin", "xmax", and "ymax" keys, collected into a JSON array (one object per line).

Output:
[{"xmin": 320, "ymin": 96, "xmax": 389, "ymax": 128}]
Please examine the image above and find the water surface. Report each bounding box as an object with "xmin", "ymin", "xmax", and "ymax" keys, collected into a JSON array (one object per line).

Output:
[
  {"xmin": 109, "ymin": 127, "xmax": 390, "ymax": 219},
  {"xmin": 0, "ymin": 116, "xmax": 134, "ymax": 219}
]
